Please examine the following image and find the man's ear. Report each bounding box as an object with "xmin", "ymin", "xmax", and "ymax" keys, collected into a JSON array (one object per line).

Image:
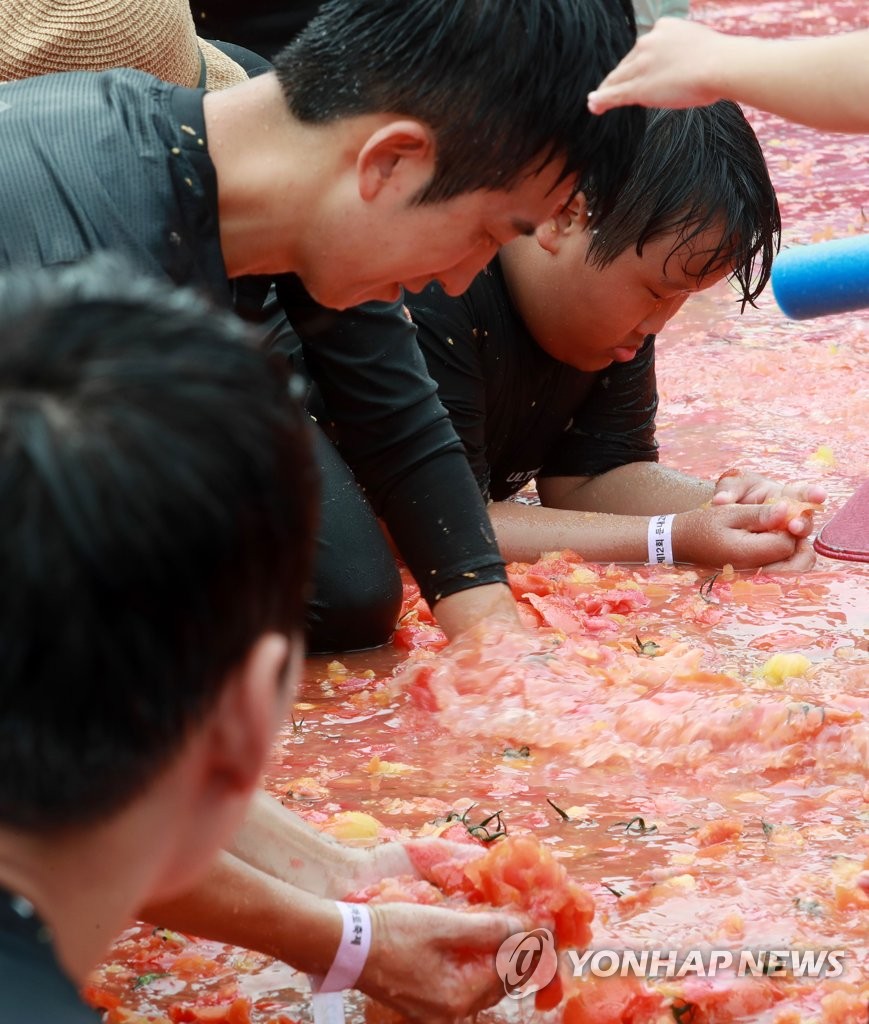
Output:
[
  {"xmin": 200, "ymin": 633, "xmax": 293, "ymax": 798},
  {"xmin": 357, "ymin": 119, "xmax": 436, "ymax": 202},
  {"xmin": 534, "ymin": 193, "xmax": 590, "ymax": 255}
]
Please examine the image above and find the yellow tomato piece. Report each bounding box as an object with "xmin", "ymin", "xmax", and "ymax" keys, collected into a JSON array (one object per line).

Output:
[
  {"xmin": 670, "ymin": 852, "xmax": 696, "ymax": 866},
  {"xmin": 562, "ymin": 805, "xmax": 592, "ymax": 821},
  {"xmin": 807, "ymin": 444, "xmax": 836, "ymax": 467},
  {"xmin": 767, "ymin": 824, "xmax": 805, "ymax": 847},
  {"xmin": 367, "ymin": 755, "xmax": 417, "ymax": 775},
  {"xmin": 719, "ymin": 911, "xmax": 745, "ymax": 940},
  {"xmin": 732, "ymin": 790, "xmax": 769, "ymax": 804},
  {"xmin": 756, "ymin": 653, "xmax": 812, "ymax": 685},
  {"xmin": 322, "ymin": 810, "xmax": 383, "ymax": 842},
  {"xmin": 284, "ymin": 776, "xmax": 329, "ymax": 801},
  {"xmin": 731, "ymin": 579, "xmax": 784, "ymax": 603}
]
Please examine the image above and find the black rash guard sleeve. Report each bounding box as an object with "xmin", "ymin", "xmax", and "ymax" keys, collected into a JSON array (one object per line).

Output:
[
  {"xmin": 409, "ymin": 290, "xmax": 491, "ymax": 499},
  {"xmin": 538, "ymin": 334, "xmax": 660, "ymax": 480},
  {"xmin": 274, "ymin": 276, "xmax": 506, "ymax": 605}
]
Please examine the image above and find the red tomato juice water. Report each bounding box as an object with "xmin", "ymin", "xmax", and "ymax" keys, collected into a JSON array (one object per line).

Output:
[{"xmin": 87, "ymin": 1, "xmax": 868, "ymax": 1021}]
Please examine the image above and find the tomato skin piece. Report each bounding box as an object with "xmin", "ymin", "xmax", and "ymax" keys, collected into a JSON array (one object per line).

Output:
[
  {"xmin": 561, "ymin": 976, "xmax": 665, "ymax": 1023},
  {"xmin": 692, "ymin": 818, "xmax": 744, "ymax": 848},
  {"xmin": 392, "ymin": 622, "xmax": 447, "ymax": 652},
  {"xmin": 170, "ymin": 953, "xmax": 225, "ymax": 980},
  {"xmin": 508, "ymin": 571, "xmax": 555, "ymax": 600},
  {"xmin": 458, "ymin": 837, "xmax": 594, "ymax": 949},
  {"xmin": 106, "ymin": 1011, "xmax": 165, "ymax": 1024},
  {"xmin": 226, "ymin": 999, "xmax": 253, "ymax": 1024},
  {"xmin": 167, "ymin": 999, "xmax": 252, "ymax": 1024},
  {"xmin": 534, "ymin": 971, "xmax": 564, "ymax": 1011},
  {"xmin": 168, "ymin": 1008, "xmax": 197, "ymax": 1023},
  {"xmin": 563, "ymin": 994, "xmax": 585, "ymax": 1024},
  {"xmin": 407, "ymin": 827, "xmax": 481, "ymax": 892},
  {"xmin": 406, "ymin": 665, "xmax": 439, "ymax": 710},
  {"xmin": 516, "ymin": 601, "xmax": 545, "ymax": 628}
]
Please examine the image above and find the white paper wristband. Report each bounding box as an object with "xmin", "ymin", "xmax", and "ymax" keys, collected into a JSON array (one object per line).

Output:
[
  {"xmin": 308, "ymin": 902, "xmax": 372, "ymax": 1024},
  {"xmin": 647, "ymin": 514, "xmax": 675, "ymax": 565},
  {"xmin": 310, "ymin": 992, "xmax": 346, "ymax": 1024},
  {"xmin": 309, "ymin": 900, "xmax": 372, "ymax": 990}
]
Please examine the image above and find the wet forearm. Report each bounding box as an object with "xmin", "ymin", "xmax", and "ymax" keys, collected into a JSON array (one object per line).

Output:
[
  {"xmin": 489, "ymin": 501, "xmax": 651, "ymax": 563},
  {"xmin": 228, "ymin": 790, "xmax": 357, "ymax": 898},
  {"xmin": 716, "ymin": 31, "xmax": 869, "ymax": 132},
  {"xmin": 588, "ymin": 20, "xmax": 869, "ymax": 131},
  {"xmin": 540, "ymin": 463, "xmax": 713, "ymax": 516},
  {"xmin": 141, "ymin": 851, "xmax": 343, "ymax": 974},
  {"xmin": 488, "ymin": 464, "xmax": 716, "ymax": 564}
]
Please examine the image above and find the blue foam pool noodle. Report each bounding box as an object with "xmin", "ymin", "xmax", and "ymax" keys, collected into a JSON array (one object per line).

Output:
[{"xmin": 771, "ymin": 234, "xmax": 869, "ymax": 319}]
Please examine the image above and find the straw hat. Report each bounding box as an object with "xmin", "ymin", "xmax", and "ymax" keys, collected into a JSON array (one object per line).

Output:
[{"xmin": 0, "ymin": 0, "xmax": 248, "ymax": 90}]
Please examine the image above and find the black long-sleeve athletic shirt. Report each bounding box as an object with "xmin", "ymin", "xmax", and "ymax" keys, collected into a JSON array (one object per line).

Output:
[{"xmin": 409, "ymin": 261, "xmax": 660, "ymax": 502}]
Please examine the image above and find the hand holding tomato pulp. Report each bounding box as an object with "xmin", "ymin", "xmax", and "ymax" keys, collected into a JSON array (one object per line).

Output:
[{"xmin": 349, "ymin": 833, "xmax": 594, "ymax": 1013}]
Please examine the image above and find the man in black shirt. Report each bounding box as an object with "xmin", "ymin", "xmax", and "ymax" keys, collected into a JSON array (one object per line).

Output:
[
  {"xmin": 0, "ymin": 0, "xmax": 644, "ymax": 652},
  {"xmin": 410, "ymin": 103, "xmax": 824, "ymax": 572},
  {"xmin": 0, "ymin": 264, "xmax": 318, "ymax": 1024}
]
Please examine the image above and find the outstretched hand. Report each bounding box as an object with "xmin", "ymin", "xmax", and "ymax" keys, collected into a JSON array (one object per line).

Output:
[{"xmin": 588, "ymin": 19, "xmax": 730, "ymax": 114}]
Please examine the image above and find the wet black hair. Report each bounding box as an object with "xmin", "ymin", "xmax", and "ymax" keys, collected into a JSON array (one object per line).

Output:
[
  {"xmin": 0, "ymin": 260, "xmax": 318, "ymax": 832},
  {"xmin": 273, "ymin": 0, "xmax": 646, "ymax": 214},
  {"xmin": 586, "ymin": 102, "xmax": 781, "ymax": 308}
]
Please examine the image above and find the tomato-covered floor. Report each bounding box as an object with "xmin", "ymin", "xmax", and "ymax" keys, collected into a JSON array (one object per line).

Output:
[{"xmin": 89, "ymin": 1, "xmax": 869, "ymax": 1022}]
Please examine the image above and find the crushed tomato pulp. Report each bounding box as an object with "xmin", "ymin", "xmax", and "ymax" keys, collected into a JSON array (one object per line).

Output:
[{"xmin": 86, "ymin": 0, "xmax": 867, "ymax": 1021}]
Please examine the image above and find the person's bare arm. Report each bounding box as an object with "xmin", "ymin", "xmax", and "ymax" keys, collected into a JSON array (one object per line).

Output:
[
  {"xmin": 489, "ymin": 499, "xmax": 815, "ymax": 571},
  {"xmin": 142, "ymin": 850, "xmax": 525, "ymax": 1021},
  {"xmin": 485, "ymin": 463, "xmax": 823, "ymax": 570},
  {"xmin": 228, "ymin": 790, "xmax": 497, "ymax": 898},
  {"xmin": 539, "ymin": 462, "xmax": 713, "ymax": 515},
  {"xmin": 588, "ymin": 19, "xmax": 869, "ymax": 133},
  {"xmin": 226, "ymin": 789, "xmax": 357, "ymax": 897},
  {"xmin": 540, "ymin": 463, "xmax": 824, "ymax": 525},
  {"xmin": 142, "ymin": 852, "xmax": 343, "ymax": 974}
]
